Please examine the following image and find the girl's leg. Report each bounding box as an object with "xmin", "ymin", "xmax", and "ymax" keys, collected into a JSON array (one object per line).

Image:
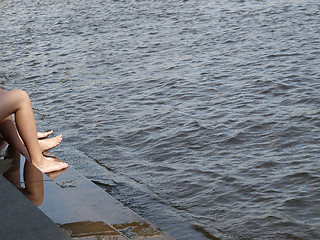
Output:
[
  {"xmin": 0, "ymin": 116, "xmax": 62, "ymax": 158},
  {"xmin": 0, "ymin": 121, "xmax": 63, "ymax": 155},
  {"xmin": 0, "ymin": 90, "xmax": 68, "ymax": 173},
  {"xmin": 0, "ymin": 116, "xmax": 63, "ymax": 154},
  {"xmin": 0, "ymin": 115, "xmax": 31, "ymax": 161}
]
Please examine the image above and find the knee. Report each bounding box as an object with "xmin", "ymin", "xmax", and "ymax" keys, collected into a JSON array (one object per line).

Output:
[
  {"xmin": 6, "ymin": 89, "xmax": 31, "ymax": 108},
  {"xmin": 12, "ymin": 89, "xmax": 31, "ymax": 102}
]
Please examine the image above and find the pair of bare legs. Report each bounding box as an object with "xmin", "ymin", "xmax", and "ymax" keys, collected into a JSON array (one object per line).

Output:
[
  {"xmin": 0, "ymin": 89, "xmax": 68, "ymax": 173},
  {"xmin": 0, "ymin": 117, "xmax": 62, "ymax": 156}
]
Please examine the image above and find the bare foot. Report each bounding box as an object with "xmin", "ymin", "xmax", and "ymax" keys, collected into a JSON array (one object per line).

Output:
[
  {"xmin": 37, "ymin": 130, "xmax": 54, "ymax": 139},
  {"xmin": 39, "ymin": 135, "xmax": 62, "ymax": 152},
  {"xmin": 34, "ymin": 156, "xmax": 68, "ymax": 173}
]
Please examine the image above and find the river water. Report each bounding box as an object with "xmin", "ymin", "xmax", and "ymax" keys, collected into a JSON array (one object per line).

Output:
[{"xmin": 1, "ymin": 0, "xmax": 320, "ymax": 239}]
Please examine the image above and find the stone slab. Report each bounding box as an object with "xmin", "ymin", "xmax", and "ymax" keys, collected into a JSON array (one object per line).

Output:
[
  {"xmin": 10, "ymin": 155, "xmax": 129, "ymax": 240},
  {"xmin": 2, "ymin": 148, "xmax": 174, "ymax": 240},
  {"xmin": 50, "ymin": 165, "xmax": 175, "ymax": 240}
]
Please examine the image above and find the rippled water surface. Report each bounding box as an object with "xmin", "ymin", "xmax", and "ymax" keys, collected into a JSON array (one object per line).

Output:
[{"xmin": 1, "ymin": 0, "xmax": 320, "ymax": 239}]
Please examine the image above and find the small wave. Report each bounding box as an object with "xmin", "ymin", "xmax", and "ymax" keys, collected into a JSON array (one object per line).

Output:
[
  {"xmin": 281, "ymin": 172, "xmax": 319, "ymax": 183},
  {"xmin": 193, "ymin": 225, "xmax": 220, "ymax": 240},
  {"xmin": 266, "ymin": 53, "xmax": 303, "ymax": 58}
]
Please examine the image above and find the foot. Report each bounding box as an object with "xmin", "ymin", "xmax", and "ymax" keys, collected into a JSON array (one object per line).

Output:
[
  {"xmin": 37, "ymin": 131, "xmax": 54, "ymax": 139},
  {"xmin": 39, "ymin": 135, "xmax": 62, "ymax": 152},
  {"xmin": 34, "ymin": 156, "xmax": 68, "ymax": 173}
]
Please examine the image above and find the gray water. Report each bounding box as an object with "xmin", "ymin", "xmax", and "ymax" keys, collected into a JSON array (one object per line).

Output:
[{"xmin": 1, "ymin": 0, "xmax": 320, "ymax": 239}]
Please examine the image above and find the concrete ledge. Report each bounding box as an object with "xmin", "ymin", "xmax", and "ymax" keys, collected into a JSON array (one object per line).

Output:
[
  {"xmin": 48, "ymin": 166, "xmax": 174, "ymax": 239},
  {"xmin": 1, "ymin": 150, "xmax": 174, "ymax": 240}
]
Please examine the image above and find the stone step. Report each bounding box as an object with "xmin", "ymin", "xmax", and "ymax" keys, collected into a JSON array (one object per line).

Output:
[
  {"xmin": 47, "ymin": 157, "xmax": 175, "ymax": 240},
  {"xmin": 2, "ymin": 151, "xmax": 174, "ymax": 240}
]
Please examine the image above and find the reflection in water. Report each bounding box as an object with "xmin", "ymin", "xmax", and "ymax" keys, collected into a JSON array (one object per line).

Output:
[
  {"xmin": 113, "ymin": 221, "xmax": 162, "ymax": 238},
  {"xmin": 2, "ymin": 146, "xmax": 68, "ymax": 206},
  {"xmin": 0, "ymin": 139, "xmax": 13, "ymax": 174},
  {"xmin": 3, "ymin": 145, "xmax": 44, "ymax": 206},
  {"xmin": 59, "ymin": 221, "xmax": 127, "ymax": 239}
]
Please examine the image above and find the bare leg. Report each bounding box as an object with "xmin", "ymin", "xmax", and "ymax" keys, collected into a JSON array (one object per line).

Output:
[
  {"xmin": 0, "ymin": 116, "xmax": 62, "ymax": 155},
  {"xmin": 0, "ymin": 115, "xmax": 31, "ymax": 161},
  {"xmin": 0, "ymin": 118, "xmax": 62, "ymax": 153},
  {"xmin": 0, "ymin": 120, "xmax": 62, "ymax": 154},
  {"xmin": 0, "ymin": 90, "xmax": 68, "ymax": 173},
  {"xmin": 0, "ymin": 117, "xmax": 62, "ymax": 154}
]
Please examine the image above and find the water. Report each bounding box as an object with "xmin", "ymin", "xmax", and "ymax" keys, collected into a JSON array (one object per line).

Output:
[{"xmin": 1, "ymin": 0, "xmax": 320, "ymax": 239}]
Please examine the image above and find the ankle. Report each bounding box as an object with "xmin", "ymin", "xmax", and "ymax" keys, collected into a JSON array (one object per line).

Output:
[{"xmin": 30, "ymin": 155, "xmax": 43, "ymax": 165}]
